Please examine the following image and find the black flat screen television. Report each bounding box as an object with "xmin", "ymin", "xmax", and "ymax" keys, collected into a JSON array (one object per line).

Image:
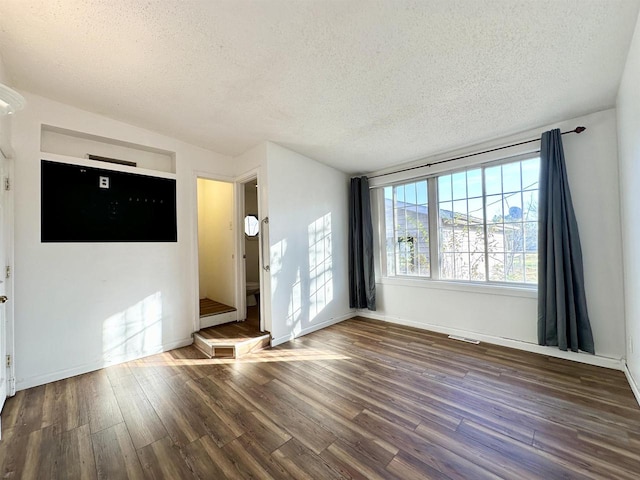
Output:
[{"xmin": 41, "ymin": 160, "xmax": 177, "ymax": 242}]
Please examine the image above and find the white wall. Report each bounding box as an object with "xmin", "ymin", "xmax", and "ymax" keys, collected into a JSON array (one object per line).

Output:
[
  {"xmin": 617, "ymin": 12, "xmax": 640, "ymax": 395},
  {"xmin": 197, "ymin": 178, "xmax": 235, "ymax": 306},
  {"xmin": 266, "ymin": 143, "xmax": 353, "ymax": 345},
  {"xmin": 12, "ymin": 92, "xmax": 234, "ymax": 390},
  {"xmin": 365, "ymin": 109, "xmax": 625, "ymax": 365}
]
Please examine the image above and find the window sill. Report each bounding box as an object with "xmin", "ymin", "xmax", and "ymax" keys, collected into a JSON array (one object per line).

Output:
[{"xmin": 379, "ymin": 276, "xmax": 537, "ymax": 299}]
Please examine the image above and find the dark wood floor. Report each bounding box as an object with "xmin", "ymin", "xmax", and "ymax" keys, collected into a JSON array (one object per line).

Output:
[
  {"xmin": 199, "ymin": 298, "xmax": 236, "ymax": 317},
  {"xmin": 1, "ymin": 317, "xmax": 639, "ymax": 479},
  {"xmin": 198, "ymin": 305, "xmax": 262, "ymax": 341}
]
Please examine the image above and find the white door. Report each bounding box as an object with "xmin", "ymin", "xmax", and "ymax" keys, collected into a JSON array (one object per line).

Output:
[{"xmin": 0, "ymin": 150, "xmax": 7, "ymax": 412}]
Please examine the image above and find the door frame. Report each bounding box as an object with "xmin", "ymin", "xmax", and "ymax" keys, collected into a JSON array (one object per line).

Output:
[
  {"xmin": 235, "ymin": 168, "xmax": 266, "ymax": 332},
  {"xmin": 0, "ymin": 131, "xmax": 15, "ymax": 416},
  {"xmin": 190, "ymin": 171, "xmax": 239, "ymax": 333}
]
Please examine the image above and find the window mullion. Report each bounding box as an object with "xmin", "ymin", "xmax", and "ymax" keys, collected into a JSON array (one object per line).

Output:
[
  {"xmin": 392, "ymin": 187, "xmax": 397, "ymax": 276},
  {"xmin": 377, "ymin": 188, "xmax": 388, "ymax": 277},
  {"xmin": 428, "ymin": 177, "xmax": 439, "ymax": 280},
  {"xmin": 482, "ymin": 167, "xmax": 489, "ymax": 282}
]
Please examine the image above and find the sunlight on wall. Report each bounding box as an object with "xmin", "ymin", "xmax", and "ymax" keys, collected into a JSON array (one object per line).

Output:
[
  {"xmin": 102, "ymin": 292, "xmax": 163, "ymax": 363},
  {"xmin": 270, "ymin": 238, "xmax": 287, "ymax": 293},
  {"xmin": 308, "ymin": 213, "xmax": 333, "ymax": 321},
  {"xmin": 288, "ymin": 268, "xmax": 302, "ymax": 335}
]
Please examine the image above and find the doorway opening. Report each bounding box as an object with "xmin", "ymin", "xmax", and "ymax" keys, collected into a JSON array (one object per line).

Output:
[
  {"xmin": 242, "ymin": 178, "xmax": 262, "ymax": 333},
  {"xmin": 193, "ymin": 175, "xmax": 270, "ymax": 359},
  {"xmin": 196, "ymin": 177, "xmax": 237, "ymax": 329}
]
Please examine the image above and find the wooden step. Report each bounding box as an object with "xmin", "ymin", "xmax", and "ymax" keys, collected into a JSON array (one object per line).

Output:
[{"xmin": 193, "ymin": 332, "xmax": 271, "ymax": 359}]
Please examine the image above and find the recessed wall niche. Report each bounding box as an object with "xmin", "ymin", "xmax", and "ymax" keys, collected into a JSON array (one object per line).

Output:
[{"xmin": 41, "ymin": 160, "xmax": 177, "ymax": 242}]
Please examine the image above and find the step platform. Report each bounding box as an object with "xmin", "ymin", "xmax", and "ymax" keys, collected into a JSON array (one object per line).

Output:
[{"xmin": 193, "ymin": 332, "xmax": 271, "ymax": 359}]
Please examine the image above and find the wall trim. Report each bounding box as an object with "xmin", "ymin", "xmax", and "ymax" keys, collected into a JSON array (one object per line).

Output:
[
  {"xmin": 271, "ymin": 311, "xmax": 355, "ymax": 347},
  {"xmin": 199, "ymin": 311, "xmax": 238, "ymax": 329},
  {"xmin": 623, "ymin": 363, "xmax": 640, "ymax": 407},
  {"xmin": 356, "ymin": 310, "xmax": 624, "ymax": 371},
  {"xmin": 15, "ymin": 337, "xmax": 193, "ymax": 391}
]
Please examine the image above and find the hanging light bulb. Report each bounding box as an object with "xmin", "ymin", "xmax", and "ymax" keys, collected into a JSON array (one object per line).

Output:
[{"xmin": 0, "ymin": 83, "xmax": 25, "ymax": 115}]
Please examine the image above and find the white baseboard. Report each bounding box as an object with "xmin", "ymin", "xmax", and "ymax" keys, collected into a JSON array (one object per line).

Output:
[
  {"xmin": 356, "ymin": 310, "xmax": 624, "ymax": 371},
  {"xmin": 271, "ymin": 311, "xmax": 355, "ymax": 347},
  {"xmin": 15, "ymin": 336, "xmax": 193, "ymax": 392},
  {"xmin": 623, "ymin": 363, "xmax": 640, "ymax": 408},
  {"xmin": 200, "ymin": 311, "xmax": 237, "ymax": 329}
]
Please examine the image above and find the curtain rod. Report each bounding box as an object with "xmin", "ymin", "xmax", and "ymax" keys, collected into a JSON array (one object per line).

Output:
[{"xmin": 367, "ymin": 126, "xmax": 586, "ymax": 180}]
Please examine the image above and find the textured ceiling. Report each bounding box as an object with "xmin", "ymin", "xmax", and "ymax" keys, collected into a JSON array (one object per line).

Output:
[{"xmin": 1, "ymin": 0, "xmax": 639, "ymax": 174}]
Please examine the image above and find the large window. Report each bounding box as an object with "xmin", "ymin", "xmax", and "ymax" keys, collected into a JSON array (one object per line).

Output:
[{"xmin": 382, "ymin": 156, "xmax": 539, "ymax": 286}]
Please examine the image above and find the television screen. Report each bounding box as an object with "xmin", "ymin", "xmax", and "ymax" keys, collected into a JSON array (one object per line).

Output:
[{"xmin": 41, "ymin": 160, "xmax": 177, "ymax": 242}]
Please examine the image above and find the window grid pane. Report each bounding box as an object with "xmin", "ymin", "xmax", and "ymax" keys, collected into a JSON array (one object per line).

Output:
[{"xmin": 436, "ymin": 159, "xmax": 539, "ymax": 285}]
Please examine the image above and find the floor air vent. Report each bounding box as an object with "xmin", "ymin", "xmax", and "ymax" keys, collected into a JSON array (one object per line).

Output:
[{"xmin": 448, "ymin": 335, "xmax": 480, "ymax": 345}]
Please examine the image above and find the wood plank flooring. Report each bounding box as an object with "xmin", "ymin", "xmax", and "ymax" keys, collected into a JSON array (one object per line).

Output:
[
  {"xmin": 199, "ymin": 298, "xmax": 236, "ymax": 317},
  {"xmin": 197, "ymin": 305, "xmax": 263, "ymax": 342},
  {"xmin": 2, "ymin": 316, "xmax": 640, "ymax": 479}
]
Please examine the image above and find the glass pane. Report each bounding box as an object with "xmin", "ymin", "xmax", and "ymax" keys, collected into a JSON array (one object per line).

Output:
[
  {"xmin": 504, "ymin": 223, "xmax": 525, "ymax": 253},
  {"xmin": 417, "ymin": 181, "xmax": 428, "ymax": 205},
  {"xmin": 467, "ymin": 169, "xmax": 482, "ymax": 198},
  {"xmin": 439, "ymin": 201, "xmax": 453, "ymax": 225},
  {"xmin": 406, "ymin": 206, "xmax": 417, "ymax": 238},
  {"xmin": 440, "ymin": 253, "xmax": 455, "ymax": 279},
  {"xmin": 452, "ymin": 172, "xmax": 467, "ymax": 200},
  {"xmin": 525, "ymin": 253, "xmax": 538, "ymax": 284},
  {"xmin": 395, "ymin": 185, "xmax": 405, "ymax": 203},
  {"xmin": 522, "ymin": 158, "xmax": 540, "ymax": 190},
  {"xmin": 469, "ymin": 226, "xmax": 485, "ymax": 253},
  {"xmin": 419, "ymin": 255, "xmax": 430, "ymax": 276},
  {"xmin": 453, "ymin": 224, "xmax": 470, "ymax": 253},
  {"xmin": 397, "ymin": 248, "xmax": 408, "ymax": 275},
  {"xmin": 440, "ymin": 226, "xmax": 454, "ymax": 252},
  {"xmin": 455, "ymin": 252, "xmax": 470, "ymax": 280},
  {"xmin": 438, "ymin": 175, "xmax": 452, "ymax": 202},
  {"xmin": 405, "ymin": 182, "xmax": 417, "ymax": 205},
  {"xmin": 506, "ymin": 253, "xmax": 525, "ymax": 282},
  {"xmin": 524, "ymin": 222, "xmax": 538, "ymax": 252},
  {"xmin": 487, "ymin": 224, "xmax": 505, "ymax": 253},
  {"xmin": 395, "ymin": 209, "xmax": 406, "ymax": 236},
  {"xmin": 467, "ymin": 197, "xmax": 484, "ymax": 225},
  {"xmin": 453, "ymin": 200, "xmax": 468, "ymax": 220},
  {"xmin": 418, "ymin": 219, "xmax": 429, "ymax": 245},
  {"xmin": 386, "ymin": 237, "xmax": 395, "ymax": 275},
  {"xmin": 397, "ymin": 236, "xmax": 414, "ymax": 275},
  {"xmin": 486, "ymin": 195, "xmax": 503, "ymax": 223},
  {"xmin": 415, "ymin": 238, "xmax": 430, "ymax": 277},
  {"xmin": 470, "ymin": 253, "xmax": 486, "ymax": 281},
  {"xmin": 384, "ymin": 186, "xmax": 393, "ymax": 200},
  {"xmin": 523, "ymin": 190, "xmax": 538, "ymax": 221},
  {"xmin": 488, "ymin": 253, "xmax": 505, "ymax": 281},
  {"xmin": 502, "ymin": 162, "xmax": 521, "ymax": 193},
  {"xmin": 485, "ymin": 165, "xmax": 502, "ymax": 195},
  {"xmin": 503, "ymin": 193, "xmax": 523, "ymax": 222}
]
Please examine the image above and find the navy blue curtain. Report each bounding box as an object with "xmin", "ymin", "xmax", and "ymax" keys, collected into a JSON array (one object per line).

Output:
[
  {"xmin": 349, "ymin": 176, "xmax": 376, "ymax": 310},
  {"xmin": 538, "ymin": 129, "xmax": 594, "ymax": 354}
]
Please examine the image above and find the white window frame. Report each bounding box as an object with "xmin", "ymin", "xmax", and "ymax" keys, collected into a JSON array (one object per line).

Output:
[{"xmin": 378, "ymin": 152, "xmax": 539, "ymax": 293}]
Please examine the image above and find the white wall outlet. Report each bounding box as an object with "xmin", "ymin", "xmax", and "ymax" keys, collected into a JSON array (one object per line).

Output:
[{"xmin": 99, "ymin": 176, "xmax": 110, "ymax": 189}]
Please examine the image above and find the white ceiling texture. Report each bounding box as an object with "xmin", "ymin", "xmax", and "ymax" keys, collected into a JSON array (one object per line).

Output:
[{"xmin": 0, "ymin": 0, "xmax": 639, "ymax": 174}]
